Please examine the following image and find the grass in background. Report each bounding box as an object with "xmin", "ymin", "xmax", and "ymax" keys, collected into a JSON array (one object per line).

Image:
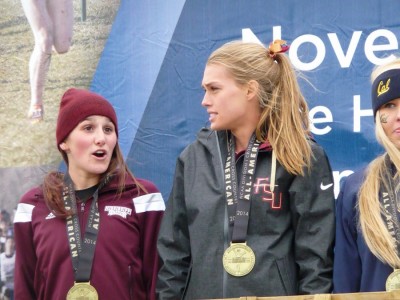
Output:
[{"xmin": 0, "ymin": 0, "xmax": 120, "ymax": 167}]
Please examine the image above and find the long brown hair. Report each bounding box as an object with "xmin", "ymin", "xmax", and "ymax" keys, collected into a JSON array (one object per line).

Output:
[
  {"xmin": 207, "ymin": 41, "xmax": 311, "ymax": 175},
  {"xmin": 43, "ymin": 143, "xmax": 142, "ymax": 218}
]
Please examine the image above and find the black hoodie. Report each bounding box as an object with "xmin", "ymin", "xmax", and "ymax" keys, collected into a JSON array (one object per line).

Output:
[{"xmin": 157, "ymin": 128, "xmax": 335, "ymax": 299}]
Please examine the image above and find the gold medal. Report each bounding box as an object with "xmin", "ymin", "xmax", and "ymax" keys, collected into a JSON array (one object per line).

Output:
[
  {"xmin": 386, "ymin": 269, "xmax": 400, "ymax": 291},
  {"xmin": 67, "ymin": 282, "xmax": 99, "ymax": 300},
  {"xmin": 222, "ymin": 243, "xmax": 255, "ymax": 277}
]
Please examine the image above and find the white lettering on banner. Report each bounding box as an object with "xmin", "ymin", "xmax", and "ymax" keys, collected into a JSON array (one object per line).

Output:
[
  {"xmin": 353, "ymin": 95, "xmax": 373, "ymax": 132},
  {"xmin": 365, "ymin": 29, "xmax": 398, "ymax": 65},
  {"xmin": 242, "ymin": 26, "xmax": 282, "ymax": 44},
  {"xmin": 242, "ymin": 26, "xmax": 394, "ymax": 133},
  {"xmin": 327, "ymin": 31, "xmax": 361, "ymax": 68},
  {"xmin": 307, "ymin": 94, "xmax": 376, "ymax": 134},
  {"xmin": 242, "ymin": 26, "xmax": 398, "ymax": 71},
  {"xmin": 333, "ymin": 170, "xmax": 354, "ymax": 199},
  {"xmin": 242, "ymin": 28, "xmax": 261, "ymax": 44},
  {"xmin": 290, "ymin": 34, "xmax": 325, "ymax": 71},
  {"xmin": 309, "ymin": 106, "xmax": 333, "ymax": 135}
]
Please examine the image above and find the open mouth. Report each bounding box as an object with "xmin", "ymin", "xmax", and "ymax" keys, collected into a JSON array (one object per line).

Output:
[{"xmin": 93, "ymin": 150, "xmax": 106, "ymax": 158}]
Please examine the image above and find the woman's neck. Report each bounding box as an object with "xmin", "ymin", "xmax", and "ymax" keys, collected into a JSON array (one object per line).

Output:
[
  {"xmin": 232, "ymin": 129, "xmax": 255, "ymax": 153},
  {"xmin": 68, "ymin": 171, "xmax": 100, "ymax": 190},
  {"xmin": 232, "ymin": 107, "xmax": 261, "ymax": 153}
]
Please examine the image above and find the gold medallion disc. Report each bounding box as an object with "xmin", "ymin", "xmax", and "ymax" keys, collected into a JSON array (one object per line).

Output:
[
  {"xmin": 386, "ymin": 269, "xmax": 400, "ymax": 291},
  {"xmin": 222, "ymin": 243, "xmax": 255, "ymax": 277},
  {"xmin": 67, "ymin": 282, "xmax": 99, "ymax": 300}
]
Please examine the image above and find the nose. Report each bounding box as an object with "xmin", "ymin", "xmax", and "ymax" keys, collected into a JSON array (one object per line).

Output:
[
  {"xmin": 201, "ymin": 92, "xmax": 210, "ymax": 107},
  {"xmin": 94, "ymin": 129, "xmax": 106, "ymax": 146}
]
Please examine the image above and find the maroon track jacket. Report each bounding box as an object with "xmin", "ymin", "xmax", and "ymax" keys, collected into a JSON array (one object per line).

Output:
[{"xmin": 14, "ymin": 175, "xmax": 165, "ymax": 300}]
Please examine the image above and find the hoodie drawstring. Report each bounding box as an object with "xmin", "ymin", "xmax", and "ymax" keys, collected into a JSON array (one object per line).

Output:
[{"xmin": 270, "ymin": 150, "xmax": 276, "ymax": 193}]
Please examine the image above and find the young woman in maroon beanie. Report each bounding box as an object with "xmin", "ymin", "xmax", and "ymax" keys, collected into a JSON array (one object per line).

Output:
[{"xmin": 13, "ymin": 88, "xmax": 165, "ymax": 299}]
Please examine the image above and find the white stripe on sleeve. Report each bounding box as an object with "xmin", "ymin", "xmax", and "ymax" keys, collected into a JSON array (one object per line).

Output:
[
  {"xmin": 14, "ymin": 203, "xmax": 35, "ymax": 223},
  {"xmin": 133, "ymin": 192, "xmax": 165, "ymax": 213}
]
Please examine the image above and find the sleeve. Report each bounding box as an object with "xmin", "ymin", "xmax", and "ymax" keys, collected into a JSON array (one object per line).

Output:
[
  {"xmin": 333, "ymin": 173, "xmax": 362, "ymax": 293},
  {"xmin": 13, "ymin": 191, "xmax": 38, "ymax": 300},
  {"xmin": 133, "ymin": 181, "xmax": 165, "ymax": 300},
  {"xmin": 289, "ymin": 144, "xmax": 335, "ymax": 294},
  {"xmin": 156, "ymin": 155, "xmax": 192, "ymax": 300}
]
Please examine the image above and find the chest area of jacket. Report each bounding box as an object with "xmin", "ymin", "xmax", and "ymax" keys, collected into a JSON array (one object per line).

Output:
[
  {"xmin": 186, "ymin": 152, "xmax": 295, "ymax": 214},
  {"xmin": 31, "ymin": 200, "xmax": 139, "ymax": 254}
]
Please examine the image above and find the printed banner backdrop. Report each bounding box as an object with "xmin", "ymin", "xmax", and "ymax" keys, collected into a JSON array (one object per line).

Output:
[
  {"xmin": 2, "ymin": 0, "xmax": 400, "ymax": 214},
  {"xmin": 92, "ymin": 0, "xmax": 399, "ymax": 200}
]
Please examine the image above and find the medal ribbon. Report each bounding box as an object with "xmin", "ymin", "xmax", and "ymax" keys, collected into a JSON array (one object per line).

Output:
[
  {"xmin": 63, "ymin": 174, "xmax": 107, "ymax": 282},
  {"xmin": 224, "ymin": 133, "xmax": 260, "ymax": 243},
  {"xmin": 380, "ymin": 155, "xmax": 400, "ymax": 261}
]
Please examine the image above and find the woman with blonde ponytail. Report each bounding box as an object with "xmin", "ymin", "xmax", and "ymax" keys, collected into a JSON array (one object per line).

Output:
[
  {"xmin": 157, "ymin": 40, "xmax": 335, "ymax": 299},
  {"xmin": 334, "ymin": 58, "xmax": 400, "ymax": 293}
]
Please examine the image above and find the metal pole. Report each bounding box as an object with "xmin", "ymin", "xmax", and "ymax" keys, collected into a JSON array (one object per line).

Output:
[{"xmin": 81, "ymin": 0, "xmax": 87, "ymax": 22}]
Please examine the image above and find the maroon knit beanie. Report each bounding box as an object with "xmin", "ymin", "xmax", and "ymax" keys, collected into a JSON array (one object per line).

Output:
[{"xmin": 56, "ymin": 88, "xmax": 118, "ymax": 148}]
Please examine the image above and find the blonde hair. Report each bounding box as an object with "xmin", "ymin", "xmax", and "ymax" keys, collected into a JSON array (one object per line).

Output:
[
  {"xmin": 359, "ymin": 57, "xmax": 400, "ymax": 268},
  {"xmin": 207, "ymin": 41, "xmax": 311, "ymax": 175}
]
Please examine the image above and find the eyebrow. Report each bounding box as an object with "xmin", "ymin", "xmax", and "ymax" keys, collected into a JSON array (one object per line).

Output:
[{"xmin": 202, "ymin": 81, "xmax": 218, "ymax": 88}]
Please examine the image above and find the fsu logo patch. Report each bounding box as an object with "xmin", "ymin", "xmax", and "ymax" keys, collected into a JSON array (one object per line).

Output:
[{"xmin": 253, "ymin": 177, "xmax": 282, "ymax": 209}]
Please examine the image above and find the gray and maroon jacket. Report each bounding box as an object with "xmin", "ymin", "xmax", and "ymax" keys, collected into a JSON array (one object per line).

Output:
[{"xmin": 14, "ymin": 175, "xmax": 165, "ymax": 300}]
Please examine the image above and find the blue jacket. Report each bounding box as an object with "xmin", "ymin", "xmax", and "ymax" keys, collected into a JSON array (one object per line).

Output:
[{"xmin": 333, "ymin": 168, "xmax": 393, "ymax": 293}]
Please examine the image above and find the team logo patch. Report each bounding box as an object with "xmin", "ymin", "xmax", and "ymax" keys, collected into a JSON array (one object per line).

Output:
[
  {"xmin": 377, "ymin": 78, "xmax": 390, "ymax": 96},
  {"xmin": 253, "ymin": 177, "xmax": 282, "ymax": 209},
  {"xmin": 104, "ymin": 206, "xmax": 132, "ymax": 219}
]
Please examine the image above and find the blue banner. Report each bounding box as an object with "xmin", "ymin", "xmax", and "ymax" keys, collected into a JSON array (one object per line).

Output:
[{"xmin": 92, "ymin": 0, "xmax": 400, "ymax": 200}]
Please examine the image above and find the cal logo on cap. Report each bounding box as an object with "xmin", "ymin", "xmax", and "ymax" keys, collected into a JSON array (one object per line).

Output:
[{"xmin": 377, "ymin": 78, "xmax": 391, "ymax": 96}]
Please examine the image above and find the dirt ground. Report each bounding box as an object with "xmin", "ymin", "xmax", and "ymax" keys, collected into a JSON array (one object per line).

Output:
[{"xmin": 0, "ymin": 0, "xmax": 120, "ymax": 210}]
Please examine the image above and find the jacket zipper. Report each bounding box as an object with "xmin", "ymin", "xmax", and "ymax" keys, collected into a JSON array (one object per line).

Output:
[
  {"xmin": 215, "ymin": 131, "xmax": 229, "ymax": 298},
  {"xmin": 79, "ymin": 201, "xmax": 85, "ymax": 239},
  {"xmin": 128, "ymin": 265, "xmax": 133, "ymax": 300}
]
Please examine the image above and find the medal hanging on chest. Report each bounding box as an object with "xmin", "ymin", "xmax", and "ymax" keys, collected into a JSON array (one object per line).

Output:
[
  {"xmin": 222, "ymin": 133, "xmax": 259, "ymax": 277},
  {"xmin": 63, "ymin": 174, "xmax": 106, "ymax": 299},
  {"xmin": 222, "ymin": 242, "xmax": 256, "ymax": 277},
  {"xmin": 379, "ymin": 157, "xmax": 400, "ymax": 291},
  {"xmin": 386, "ymin": 269, "xmax": 400, "ymax": 291},
  {"xmin": 67, "ymin": 282, "xmax": 98, "ymax": 300}
]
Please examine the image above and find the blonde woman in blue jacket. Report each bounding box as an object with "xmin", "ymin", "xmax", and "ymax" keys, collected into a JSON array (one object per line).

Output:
[{"xmin": 334, "ymin": 58, "xmax": 400, "ymax": 293}]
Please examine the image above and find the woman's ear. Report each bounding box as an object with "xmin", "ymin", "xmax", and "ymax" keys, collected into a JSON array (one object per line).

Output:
[
  {"xmin": 59, "ymin": 142, "xmax": 68, "ymax": 151},
  {"xmin": 247, "ymin": 80, "xmax": 259, "ymax": 100}
]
